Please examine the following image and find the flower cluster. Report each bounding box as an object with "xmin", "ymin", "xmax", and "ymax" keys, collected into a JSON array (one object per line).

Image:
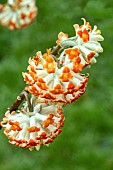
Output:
[
  {"xmin": 0, "ymin": 0, "xmax": 37, "ymax": 30},
  {"xmin": 22, "ymin": 49, "xmax": 88, "ymax": 105},
  {"xmin": 57, "ymin": 18, "xmax": 104, "ymax": 66},
  {"xmin": 1, "ymin": 18, "xmax": 104, "ymax": 151},
  {"xmin": 2, "ymin": 97, "xmax": 64, "ymax": 151}
]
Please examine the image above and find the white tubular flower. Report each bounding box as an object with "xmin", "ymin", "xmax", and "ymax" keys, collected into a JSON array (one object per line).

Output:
[
  {"xmin": 73, "ymin": 18, "xmax": 104, "ymax": 42},
  {"xmin": 0, "ymin": 0, "xmax": 37, "ymax": 30},
  {"xmin": 73, "ymin": 18, "xmax": 104, "ymax": 64},
  {"xmin": 22, "ymin": 49, "xmax": 88, "ymax": 105},
  {"xmin": 58, "ymin": 47, "xmax": 89, "ymax": 69},
  {"xmin": 1, "ymin": 97, "xmax": 64, "ymax": 151},
  {"xmin": 58, "ymin": 18, "xmax": 104, "ymax": 65},
  {"xmin": 56, "ymin": 32, "xmax": 68, "ymax": 45}
]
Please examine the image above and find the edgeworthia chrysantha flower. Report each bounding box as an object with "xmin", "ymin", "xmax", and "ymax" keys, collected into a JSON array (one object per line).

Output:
[
  {"xmin": 0, "ymin": 0, "xmax": 37, "ymax": 30},
  {"xmin": 1, "ymin": 96, "xmax": 64, "ymax": 151},
  {"xmin": 57, "ymin": 18, "xmax": 104, "ymax": 65},
  {"xmin": 22, "ymin": 49, "xmax": 88, "ymax": 105}
]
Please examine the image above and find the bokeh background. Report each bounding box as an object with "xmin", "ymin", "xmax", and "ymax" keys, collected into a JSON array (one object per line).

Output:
[{"xmin": 0, "ymin": 0, "xmax": 113, "ymax": 170}]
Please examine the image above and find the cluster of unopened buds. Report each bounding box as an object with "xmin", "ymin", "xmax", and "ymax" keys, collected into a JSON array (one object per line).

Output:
[
  {"xmin": 1, "ymin": 18, "xmax": 104, "ymax": 151},
  {"xmin": 0, "ymin": 0, "xmax": 37, "ymax": 30}
]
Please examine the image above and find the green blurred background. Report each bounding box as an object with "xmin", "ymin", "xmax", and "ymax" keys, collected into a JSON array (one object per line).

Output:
[{"xmin": 0, "ymin": 0, "xmax": 113, "ymax": 169}]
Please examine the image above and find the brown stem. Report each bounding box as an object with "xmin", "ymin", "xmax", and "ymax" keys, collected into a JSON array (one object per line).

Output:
[
  {"xmin": 9, "ymin": 89, "xmax": 29, "ymax": 113},
  {"xmin": 23, "ymin": 90, "xmax": 33, "ymax": 112},
  {"xmin": 51, "ymin": 44, "xmax": 61, "ymax": 55},
  {"xmin": 0, "ymin": 122, "xmax": 2, "ymax": 130},
  {"xmin": 0, "ymin": 90, "xmax": 30, "ymax": 129}
]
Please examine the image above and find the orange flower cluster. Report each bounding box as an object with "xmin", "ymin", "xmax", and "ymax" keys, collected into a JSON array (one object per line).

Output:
[
  {"xmin": 2, "ymin": 99, "xmax": 64, "ymax": 151},
  {"xmin": 57, "ymin": 18, "xmax": 104, "ymax": 66},
  {"xmin": 0, "ymin": 0, "xmax": 37, "ymax": 30},
  {"xmin": 1, "ymin": 18, "xmax": 104, "ymax": 151},
  {"xmin": 22, "ymin": 50, "xmax": 88, "ymax": 104}
]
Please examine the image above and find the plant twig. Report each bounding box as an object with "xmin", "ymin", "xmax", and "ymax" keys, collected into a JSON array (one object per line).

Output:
[
  {"xmin": 0, "ymin": 122, "xmax": 2, "ymax": 130},
  {"xmin": 23, "ymin": 90, "xmax": 33, "ymax": 112},
  {"xmin": 51, "ymin": 44, "xmax": 61, "ymax": 55},
  {"xmin": 9, "ymin": 89, "xmax": 29, "ymax": 113},
  {"xmin": 0, "ymin": 90, "xmax": 29, "ymax": 130}
]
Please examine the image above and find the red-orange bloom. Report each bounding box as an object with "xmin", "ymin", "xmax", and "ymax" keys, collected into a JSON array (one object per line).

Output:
[
  {"xmin": 26, "ymin": 85, "xmax": 40, "ymax": 96},
  {"xmin": 72, "ymin": 57, "xmax": 84, "ymax": 73},
  {"xmin": 77, "ymin": 28, "xmax": 89, "ymax": 42},
  {"xmin": 43, "ymin": 51, "xmax": 56, "ymax": 73},
  {"xmin": 32, "ymin": 55, "xmax": 41, "ymax": 66},
  {"xmin": 43, "ymin": 61, "xmax": 56, "ymax": 73},
  {"xmin": 65, "ymin": 48, "xmax": 80, "ymax": 60},
  {"xmin": 59, "ymin": 66, "xmax": 73, "ymax": 82},
  {"xmin": 42, "ymin": 114, "xmax": 54, "ymax": 128},
  {"xmin": 27, "ymin": 126, "xmax": 40, "ymax": 133},
  {"xmin": 9, "ymin": 121, "xmax": 22, "ymax": 131},
  {"xmin": 36, "ymin": 78, "xmax": 48, "ymax": 90},
  {"xmin": 50, "ymin": 84, "xmax": 64, "ymax": 94},
  {"xmin": 87, "ymin": 52, "xmax": 96, "ymax": 62}
]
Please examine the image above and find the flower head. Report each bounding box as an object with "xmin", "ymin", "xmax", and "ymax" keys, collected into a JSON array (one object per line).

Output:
[
  {"xmin": 22, "ymin": 50, "xmax": 88, "ymax": 104},
  {"xmin": 0, "ymin": 0, "xmax": 37, "ymax": 30},
  {"xmin": 65, "ymin": 48, "xmax": 80, "ymax": 60},
  {"xmin": 1, "ymin": 97, "xmax": 65, "ymax": 151},
  {"xmin": 58, "ymin": 18, "xmax": 104, "ymax": 65}
]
